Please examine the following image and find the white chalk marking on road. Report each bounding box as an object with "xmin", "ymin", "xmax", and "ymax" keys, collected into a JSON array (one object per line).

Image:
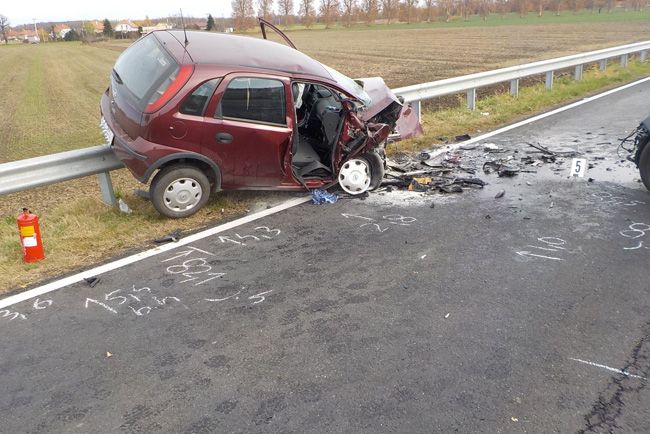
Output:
[
  {"xmin": 0, "ymin": 196, "xmax": 311, "ymax": 310},
  {"xmin": 4, "ymin": 76, "xmax": 650, "ymax": 310},
  {"xmin": 516, "ymin": 251, "xmax": 564, "ymax": 261},
  {"xmin": 569, "ymin": 357, "xmax": 647, "ymax": 380},
  {"xmin": 426, "ymin": 75, "xmax": 650, "ymax": 159}
]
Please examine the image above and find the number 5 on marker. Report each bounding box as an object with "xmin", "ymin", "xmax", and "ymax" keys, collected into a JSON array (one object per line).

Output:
[{"xmin": 570, "ymin": 158, "xmax": 587, "ymax": 178}]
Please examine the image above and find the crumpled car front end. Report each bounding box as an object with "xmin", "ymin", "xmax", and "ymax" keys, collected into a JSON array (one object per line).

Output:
[{"xmin": 356, "ymin": 76, "xmax": 423, "ymax": 139}]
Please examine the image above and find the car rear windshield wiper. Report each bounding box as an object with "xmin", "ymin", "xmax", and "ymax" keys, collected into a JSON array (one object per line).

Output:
[{"xmin": 112, "ymin": 68, "xmax": 124, "ymax": 85}]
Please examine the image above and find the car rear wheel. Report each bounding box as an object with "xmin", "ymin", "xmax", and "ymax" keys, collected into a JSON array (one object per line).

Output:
[
  {"xmin": 640, "ymin": 143, "xmax": 650, "ymax": 192},
  {"xmin": 151, "ymin": 165, "xmax": 210, "ymax": 218},
  {"xmin": 338, "ymin": 154, "xmax": 384, "ymax": 195}
]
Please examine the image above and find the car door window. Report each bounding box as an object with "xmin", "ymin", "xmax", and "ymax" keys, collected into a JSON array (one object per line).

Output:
[
  {"xmin": 180, "ymin": 78, "xmax": 221, "ymax": 116},
  {"xmin": 217, "ymin": 77, "xmax": 286, "ymax": 126}
]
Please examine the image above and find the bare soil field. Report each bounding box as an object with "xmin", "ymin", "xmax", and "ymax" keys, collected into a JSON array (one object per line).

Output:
[{"xmin": 268, "ymin": 21, "xmax": 650, "ymax": 87}]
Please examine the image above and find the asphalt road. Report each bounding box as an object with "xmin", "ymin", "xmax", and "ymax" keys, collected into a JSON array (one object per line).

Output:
[{"xmin": 2, "ymin": 81, "xmax": 650, "ymax": 433}]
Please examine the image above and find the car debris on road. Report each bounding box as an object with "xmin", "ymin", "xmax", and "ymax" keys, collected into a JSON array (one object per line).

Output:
[
  {"xmin": 311, "ymin": 189, "xmax": 339, "ymax": 205},
  {"xmin": 369, "ymin": 139, "xmax": 606, "ymax": 199}
]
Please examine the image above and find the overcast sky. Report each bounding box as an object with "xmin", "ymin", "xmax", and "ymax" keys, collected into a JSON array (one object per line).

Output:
[{"xmin": 3, "ymin": 0, "xmax": 233, "ymax": 26}]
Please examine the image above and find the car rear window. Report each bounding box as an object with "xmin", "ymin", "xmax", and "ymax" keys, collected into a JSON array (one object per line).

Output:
[
  {"xmin": 217, "ymin": 78, "xmax": 286, "ymax": 125},
  {"xmin": 113, "ymin": 35, "xmax": 179, "ymax": 108}
]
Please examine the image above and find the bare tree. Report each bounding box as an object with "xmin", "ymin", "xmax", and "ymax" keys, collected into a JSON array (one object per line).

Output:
[
  {"xmin": 478, "ymin": 0, "xmax": 492, "ymax": 19},
  {"xmin": 566, "ymin": 0, "xmax": 582, "ymax": 13},
  {"xmin": 320, "ymin": 0, "xmax": 340, "ymax": 28},
  {"xmin": 381, "ymin": 0, "xmax": 397, "ymax": 23},
  {"xmin": 341, "ymin": 0, "xmax": 357, "ymax": 26},
  {"xmin": 548, "ymin": 0, "xmax": 562, "ymax": 14},
  {"xmin": 402, "ymin": 0, "xmax": 419, "ymax": 23},
  {"xmin": 0, "ymin": 15, "xmax": 9, "ymax": 44},
  {"xmin": 232, "ymin": 0, "xmax": 255, "ymax": 30},
  {"xmin": 514, "ymin": 0, "xmax": 528, "ymax": 17},
  {"xmin": 439, "ymin": 0, "xmax": 453, "ymax": 21},
  {"xmin": 532, "ymin": 0, "xmax": 546, "ymax": 16},
  {"xmin": 278, "ymin": 0, "xmax": 294, "ymax": 27},
  {"xmin": 423, "ymin": 0, "xmax": 435, "ymax": 22},
  {"xmin": 257, "ymin": 0, "xmax": 274, "ymax": 19},
  {"xmin": 360, "ymin": 0, "xmax": 378, "ymax": 23},
  {"xmin": 299, "ymin": 0, "xmax": 315, "ymax": 27},
  {"xmin": 455, "ymin": 0, "xmax": 472, "ymax": 20}
]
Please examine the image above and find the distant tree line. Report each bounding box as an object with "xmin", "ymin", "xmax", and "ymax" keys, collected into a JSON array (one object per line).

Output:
[{"xmin": 230, "ymin": 0, "xmax": 647, "ymax": 30}]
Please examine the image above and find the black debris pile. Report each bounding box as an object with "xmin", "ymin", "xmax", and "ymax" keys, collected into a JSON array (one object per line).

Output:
[
  {"xmin": 480, "ymin": 141, "xmax": 586, "ymax": 177},
  {"xmin": 380, "ymin": 140, "xmax": 586, "ymax": 196},
  {"xmin": 382, "ymin": 151, "xmax": 486, "ymax": 194}
]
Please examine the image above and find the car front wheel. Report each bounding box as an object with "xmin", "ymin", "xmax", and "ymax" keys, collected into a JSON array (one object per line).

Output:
[
  {"xmin": 337, "ymin": 153, "xmax": 385, "ymax": 195},
  {"xmin": 150, "ymin": 165, "xmax": 211, "ymax": 218}
]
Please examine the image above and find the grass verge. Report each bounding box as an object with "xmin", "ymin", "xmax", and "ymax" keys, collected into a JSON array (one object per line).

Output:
[
  {"xmin": 392, "ymin": 58, "xmax": 650, "ymax": 154},
  {"xmin": 0, "ymin": 187, "xmax": 274, "ymax": 294}
]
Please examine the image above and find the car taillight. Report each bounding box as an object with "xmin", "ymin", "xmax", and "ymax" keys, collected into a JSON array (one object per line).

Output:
[{"xmin": 145, "ymin": 64, "xmax": 194, "ymax": 113}]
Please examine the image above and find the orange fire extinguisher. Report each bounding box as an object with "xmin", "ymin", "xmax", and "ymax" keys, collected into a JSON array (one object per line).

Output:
[{"xmin": 17, "ymin": 208, "xmax": 45, "ymax": 263}]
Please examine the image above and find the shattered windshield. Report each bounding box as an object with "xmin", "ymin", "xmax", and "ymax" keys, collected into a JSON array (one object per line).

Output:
[{"xmin": 321, "ymin": 64, "xmax": 372, "ymax": 108}]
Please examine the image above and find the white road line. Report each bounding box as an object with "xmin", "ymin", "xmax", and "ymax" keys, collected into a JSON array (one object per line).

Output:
[
  {"xmin": 0, "ymin": 196, "xmax": 311, "ymax": 310},
  {"xmin": 569, "ymin": 357, "xmax": 647, "ymax": 380},
  {"xmin": 426, "ymin": 75, "xmax": 650, "ymax": 159},
  {"xmin": 3, "ymin": 75, "xmax": 650, "ymax": 309}
]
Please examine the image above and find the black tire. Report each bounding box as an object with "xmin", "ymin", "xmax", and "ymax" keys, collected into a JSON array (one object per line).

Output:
[
  {"xmin": 640, "ymin": 143, "xmax": 650, "ymax": 192},
  {"xmin": 362, "ymin": 152, "xmax": 386, "ymax": 191},
  {"xmin": 150, "ymin": 165, "xmax": 211, "ymax": 219}
]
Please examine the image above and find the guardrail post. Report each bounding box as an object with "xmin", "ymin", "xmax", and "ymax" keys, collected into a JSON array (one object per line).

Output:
[
  {"xmin": 574, "ymin": 65, "xmax": 583, "ymax": 80},
  {"xmin": 599, "ymin": 59, "xmax": 607, "ymax": 71},
  {"xmin": 641, "ymin": 50, "xmax": 648, "ymax": 63},
  {"xmin": 411, "ymin": 100, "xmax": 421, "ymax": 122},
  {"xmin": 97, "ymin": 172, "xmax": 117, "ymax": 206},
  {"xmin": 510, "ymin": 79, "xmax": 519, "ymax": 97},
  {"xmin": 545, "ymin": 71, "xmax": 554, "ymax": 90},
  {"xmin": 620, "ymin": 54, "xmax": 629, "ymax": 68},
  {"xmin": 466, "ymin": 88, "xmax": 476, "ymax": 111}
]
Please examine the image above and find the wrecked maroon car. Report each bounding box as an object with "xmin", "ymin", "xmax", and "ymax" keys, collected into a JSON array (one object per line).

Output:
[{"xmin": 100, "ymin": 20, "xmax": 421, "ymax": 218}]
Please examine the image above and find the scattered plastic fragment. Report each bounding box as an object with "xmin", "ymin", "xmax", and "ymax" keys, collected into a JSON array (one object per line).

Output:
[
  {"xmin": 311, "ymin": 189, "xmax": 338, "ymax": 204},
  {"xmin": 495, "ymin": 190, "xmax": 505, "ymax": 199},
  {"xmin": 511, "ymin": 417, "xmax": 518, "ymax": 422},
  {"xmin": 118, "ymin": 198, "xmax": 132, "ymax": 214},
  {"xmin": 484, "ymin": 143, "xmax": 505, "ymax": 153},
  {"xmin": 105, "ymin": 351, "xmax": 113, "ymax": 358},
  {"xmin": 84, "ymin": 276, "xmax": 100, "ymax": 287},
  {"xmin": 154, "ymin": 229, "xmax": 182, "ymax": 244},
  {"xmin": 444, "ymin": 313, "xmax": 450, "ymax": 319}
]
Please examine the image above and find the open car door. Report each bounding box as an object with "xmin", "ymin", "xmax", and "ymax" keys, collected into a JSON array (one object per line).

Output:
[{"xmin": 258, "ymin": 18, "xmax": 297, "ymax": 50}]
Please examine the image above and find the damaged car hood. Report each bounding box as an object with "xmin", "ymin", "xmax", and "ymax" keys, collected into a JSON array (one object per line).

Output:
[{"xmin": 357, "ymin": 76, "xmax": 423, "ymax": 139}]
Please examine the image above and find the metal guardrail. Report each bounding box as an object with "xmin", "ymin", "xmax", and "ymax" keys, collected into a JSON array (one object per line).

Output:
[
  {"xmin": 1, "ymin": 40, "xmax": 649, "ymax": 206},
  {"xmin": 0, "ymin": 145, "xmax": 124, "ymax": 205},
  {"xmin": 393, "ymin": 40, "xmax": 650, "ymax": 115}
]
